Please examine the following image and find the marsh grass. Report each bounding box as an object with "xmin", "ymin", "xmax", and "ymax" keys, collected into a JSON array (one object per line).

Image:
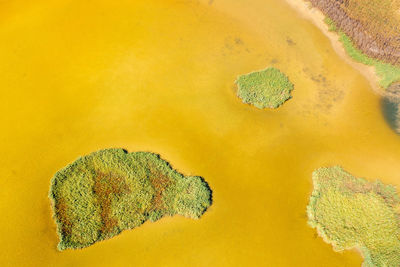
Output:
[
  {"xmin": 49, "ymin": 148, "xmax": 212, "ymax": 250},
  {"xmin": 235, "ymin": 67, "xmax": 293, "ymax": 109},
  {"xmin": 307, "ymin": 166, "xmax": 400, "ymax": 267},
  {"xmin": 324, "ymin": 17, "xmax": 337, "ymax": 32},
  {"xmin": 324, "ymin": 18, "xmax": 400, "ymax": 89}
]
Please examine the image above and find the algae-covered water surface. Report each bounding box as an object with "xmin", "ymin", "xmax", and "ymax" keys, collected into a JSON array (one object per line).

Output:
[{"xmin": 1, "ymin": 0, "xmax": 400, "ymax": 266}]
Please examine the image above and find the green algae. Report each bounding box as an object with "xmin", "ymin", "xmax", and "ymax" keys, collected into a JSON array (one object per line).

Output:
[
  {"xmin": 49, "ymin": 148, "xmax": 212, "ymax": 250},
  {"xmin": 307, "ymin": 166, "xmax": 400, "ymax": 267},
  {"xmin": 235, "ymin": 67, "xmax": 294, "ymax": 109}
]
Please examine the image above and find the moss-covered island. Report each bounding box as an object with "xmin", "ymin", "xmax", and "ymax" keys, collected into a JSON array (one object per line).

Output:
[
  {"xmin": 307, "ymin": 166, "xmax": 400, "ymax": 266},
  {"xmin": 236, "ymin": 67, "xmax": 294, "ymax": 109},
  {"xmin": 49, "ymin": 148, "xmax": 212, "ymax": 250}
]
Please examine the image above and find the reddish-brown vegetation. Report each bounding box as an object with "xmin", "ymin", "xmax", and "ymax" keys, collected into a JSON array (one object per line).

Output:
[
  {"xmin": 55, "ymin": 198, "xmax": 73, "ymax": 237},
  {"xmin": 308, "ymin": 0, "xmax": 400, "ymax": 66},
  {"xmin": 148, "ymin": 168, "xmax": 172, "ymax": 212},
  {"xmin": 93, "ymin": 172, "xmax": 130, "ymax": 235}
]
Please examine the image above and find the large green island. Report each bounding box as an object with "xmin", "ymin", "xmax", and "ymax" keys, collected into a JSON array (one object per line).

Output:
[
  {"xmin": 307, "ymin": 166, "xmax": 400, "ymax": 267},
  {"xmin": 49, "ymin": 148, "xmax": 212, "ymax": 250}
]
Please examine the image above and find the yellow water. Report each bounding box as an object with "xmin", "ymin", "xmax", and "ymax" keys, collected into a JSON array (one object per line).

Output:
[{"xmin": 1, "ymin": 0, "xmax": 400, "ymax": 266}]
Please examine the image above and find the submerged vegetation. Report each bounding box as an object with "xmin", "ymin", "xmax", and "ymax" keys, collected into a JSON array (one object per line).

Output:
[
  {"xmin": 324, "ymin": 14, "xmax": 400, "ymax": 89},
  {"xmin": 49, "ymin": 148, "xmax": 212, "ymax": 250},
  {"xmin": 236, "ymin": 67, "xmax": 294, "ymax": 109},
  {"xmin": 307, "ymin": 166, "xmax": 400, "ymax": 267}
]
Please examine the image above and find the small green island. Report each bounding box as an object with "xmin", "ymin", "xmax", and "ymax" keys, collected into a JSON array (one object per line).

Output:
[
  {"xmin": 307, "ymin": 166, "xmax": 400, "ymax": 266},
  {"xmin": 49, "ymin": 148, "xmax": 212, "ymax": 250},
  {"xmin": 235, "ymin": 67, "xmax": 294, "ymax": 109}
]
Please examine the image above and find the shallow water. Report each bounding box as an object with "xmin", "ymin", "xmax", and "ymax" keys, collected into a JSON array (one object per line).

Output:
[{"xmin": 1, "ymin": 0, "xmax": 400, "ymax": 266}]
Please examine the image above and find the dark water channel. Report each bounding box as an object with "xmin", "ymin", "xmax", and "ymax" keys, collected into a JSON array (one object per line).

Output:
[{"xmin": 381, "ymin": 84, "xmax": 400, "ymax": 134}]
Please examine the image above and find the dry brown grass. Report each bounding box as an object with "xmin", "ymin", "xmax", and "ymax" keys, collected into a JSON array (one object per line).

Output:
[
  {"xmin": 309, "ymin": 0, "xmax": 400, "ymax": 66},
  {"xmin": 344, "ymin": 0, "xmax": 400, "ymax": 48}
]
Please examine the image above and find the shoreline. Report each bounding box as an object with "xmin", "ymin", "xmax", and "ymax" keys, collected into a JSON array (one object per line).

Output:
[{"xmin": 284, "ymin": 0, "xmax": 384, "ymax": 97}]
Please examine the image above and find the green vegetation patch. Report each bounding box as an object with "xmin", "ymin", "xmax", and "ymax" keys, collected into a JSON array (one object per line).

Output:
[
  {"xmin": 49, "ymin": 148, "xmax": 212, "ymax": 250},
  {"xmin": 307, "ymin": 166, "xmax": 400, "ymax": 267},
  {"xmin": 325, "ymin": 18, "xmax": 400, "ymax": 89},
  {"xmin": 235, "ymin": 67, "xmax": 294, "ymax": 109},
  {"xmin": 324, "ymin": 17, "xmax": 337, "ymax": 32}
]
